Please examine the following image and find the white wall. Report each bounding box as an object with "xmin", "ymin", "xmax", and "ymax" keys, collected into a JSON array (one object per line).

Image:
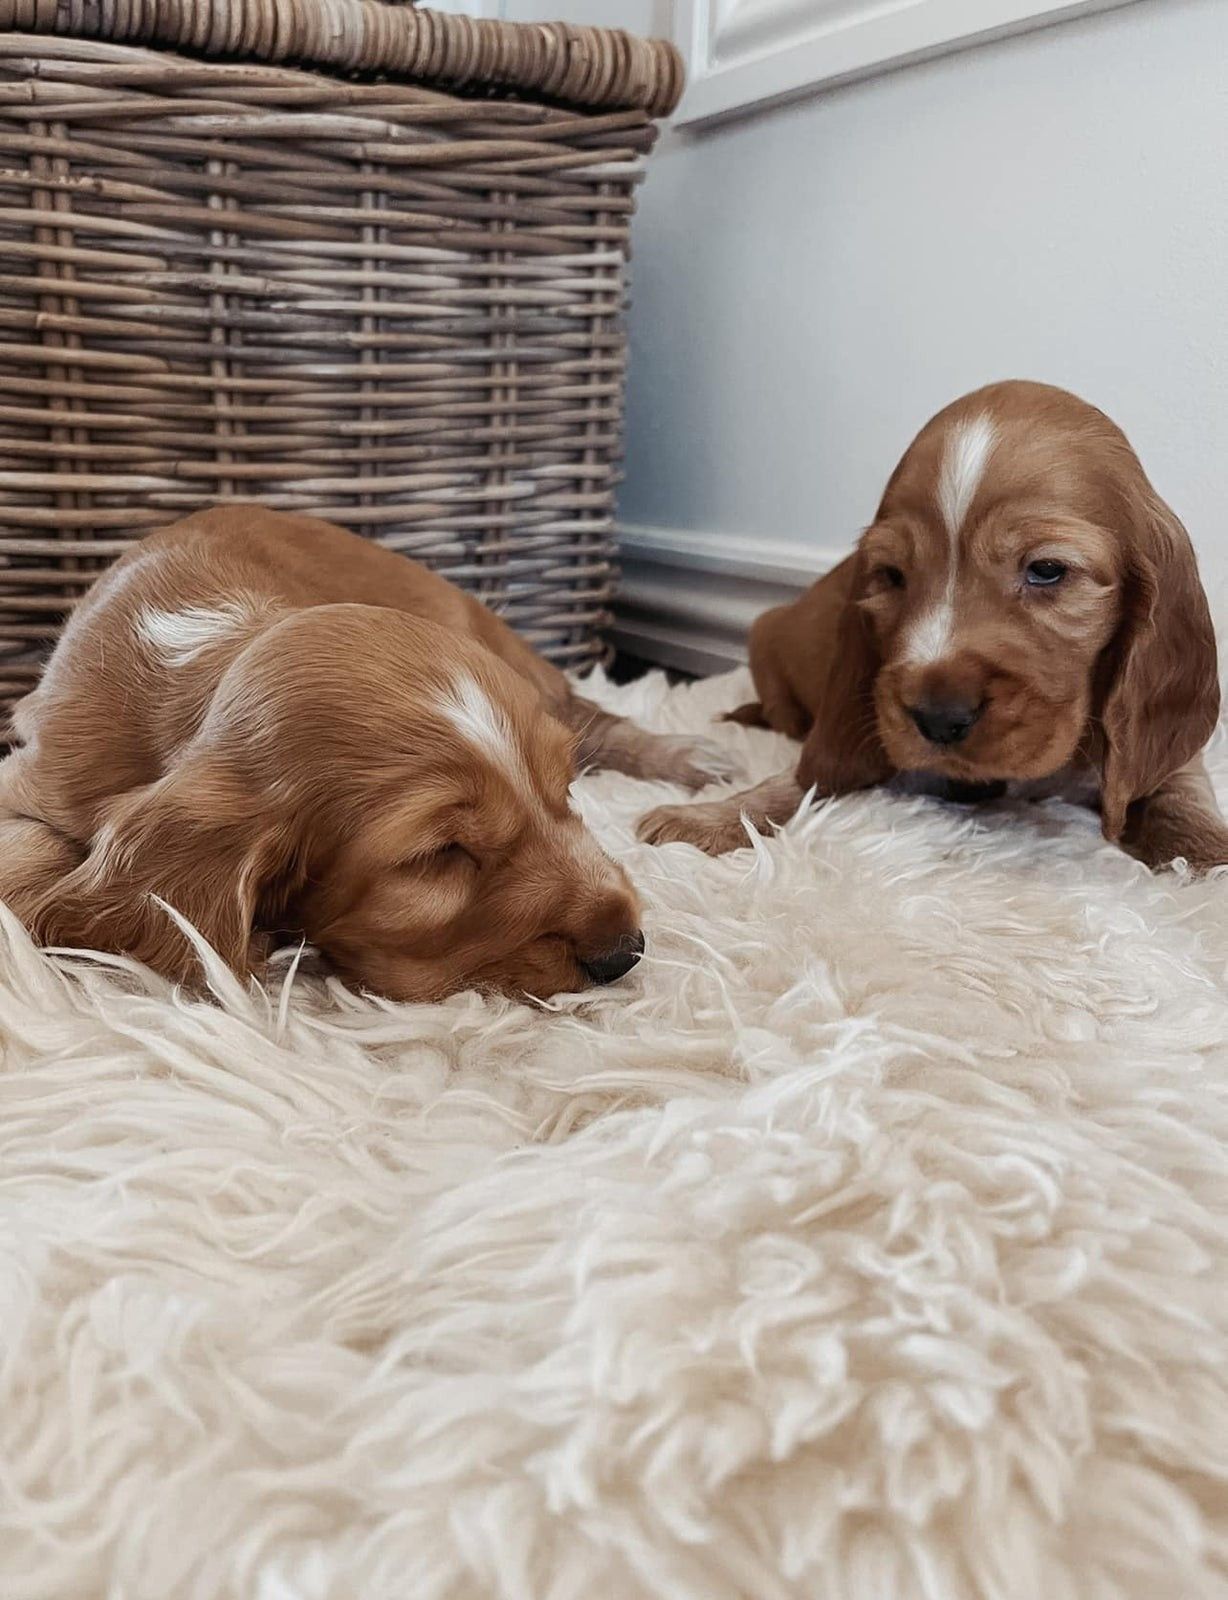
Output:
[
  {"xmin": 616, "ymin": 0, "xmax": 1228, "ymax": 667},
  {"xmin": 528, "ymin": 0, "xmax": 668, "ymax": 25},
  {"xmin": 498, "ymin": 0, "xmax": 669, "ymax": 27}
]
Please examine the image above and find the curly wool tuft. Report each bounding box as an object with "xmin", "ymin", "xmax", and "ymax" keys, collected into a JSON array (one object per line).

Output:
[{"xmin": 2, "ymin": 666, "xmax": 1228, "ymax": 1599}]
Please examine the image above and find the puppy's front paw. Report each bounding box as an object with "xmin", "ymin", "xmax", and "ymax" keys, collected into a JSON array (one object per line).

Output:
[
  {"xmin": 636, "ymin": 800, "xmax": 749, "ymax": 855},
  {"xmin": 655, "ymin": 734, "xmax": 743, "ymax": 790},
  {"xmin": 1156, "ymin": 839, "xmax": 1228, "ymax": 877},
  {"xmin": 1125, "ymin": 818, "xmax": 1228, "ymax": 877}
]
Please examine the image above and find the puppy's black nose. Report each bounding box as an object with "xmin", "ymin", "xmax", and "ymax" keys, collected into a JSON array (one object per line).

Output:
[
  {"xmin": 582, "ymin": 930, "xmax": 645, "ymax": 985},
  {"xmin": 908, "ymin": 699, "xmax": 983, "ymax": 746}
]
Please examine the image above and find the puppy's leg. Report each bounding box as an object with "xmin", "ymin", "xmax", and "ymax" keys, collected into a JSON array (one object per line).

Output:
[
  {"xmin": 757, "ymin": 691, "xmax": 811, "ymax": 741},
  {"xmin": 722, "ymin": 696, "xmax": 811, "ymax": 738},
  {"xmin": 722, "ymin": 653, "xmax": 811, "ymax": 740},
  {"xmin": 723, "ymin": 702, "xmax": 770, "ymax": 728},
  {"xmin": 1120, "ymin": 758, "xmax": 1228, "ymax": 873},
  {"xmin": 637, "ymin": 770, "xmax": 805, "ymax": 855},
  {"xmin": 0, "ymin": 813, "xmax": 84, "ymax": 925},
  {"xmin": 564, "ymin": 695, "xmax": 742, "ymax": 790}
]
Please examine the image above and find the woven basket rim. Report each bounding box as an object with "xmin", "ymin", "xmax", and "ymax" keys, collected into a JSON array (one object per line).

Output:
[{"xmin": 0, "ymin": 1, "xmax": 685, "ymax": 118}]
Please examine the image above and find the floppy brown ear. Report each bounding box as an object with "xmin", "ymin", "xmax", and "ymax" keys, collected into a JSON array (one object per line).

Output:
[
  {"xmin": 30, "ymin": 753, "xmax": 306, "ymax": 986},
  {"xmin": 795, "ymin": 553, "xmax": 893, "ymax": 795},
  {"xmin": 1098, "ymin": 493, "xmax": 1220, "ymax": 840}
]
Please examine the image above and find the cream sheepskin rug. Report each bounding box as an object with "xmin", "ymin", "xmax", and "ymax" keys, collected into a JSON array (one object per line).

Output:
[{"xmin": 2, "ymin": 665, "xmax": 1228, "ymax": 1600}]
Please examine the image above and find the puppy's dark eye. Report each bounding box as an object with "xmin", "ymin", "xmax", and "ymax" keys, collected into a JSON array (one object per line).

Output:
[
  {"xmin": 1025, "ymin": 558, "xmax": 1067, "ymax": 587},
  {"xmin": 877, "ymin": 565, "xmax": 906, "ymax": 591}
]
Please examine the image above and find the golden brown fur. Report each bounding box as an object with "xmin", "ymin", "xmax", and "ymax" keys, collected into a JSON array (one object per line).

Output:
[
  {"xmin": 640, "ymin": 381, "xmax": 1228, "ymax": 871},
  {"xmin": 0, "ymin": 506, "xmax": 730, "ymax": 1000}
]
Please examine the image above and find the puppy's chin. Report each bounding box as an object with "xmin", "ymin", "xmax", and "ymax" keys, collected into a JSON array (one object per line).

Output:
[
  {"xmin": 471, "ymin": 946, "xmax": 592, "ymax": 1004},
  {"xmin": 325, "ymin": 953, "xmax": 591, "ymax": 1005},
  {"xmin": 878, "ymin": 708, "xmax": 1085, "ymax": 786}
]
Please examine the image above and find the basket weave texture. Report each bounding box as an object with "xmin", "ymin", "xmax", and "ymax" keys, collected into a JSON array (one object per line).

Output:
[{"xmin": 0, "ymin": 3, "xmax": 682, "ymax": 711}]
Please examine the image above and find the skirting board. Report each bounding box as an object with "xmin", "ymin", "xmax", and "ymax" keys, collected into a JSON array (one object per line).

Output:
[{"xmin": 611, "ymin": 523, "xmax": 843, "ymax": 677}]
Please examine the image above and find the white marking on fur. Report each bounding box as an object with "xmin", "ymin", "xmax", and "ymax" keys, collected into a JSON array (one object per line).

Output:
[
  {"xmin": 938, "ymin": 413, "xmax": 997, "ymax": 538},
  {"xmin": 438, "ymin": 672, "xmax": 531, "ymax": 795},
  {"xmin": 138, "ymin": 599, "xmax": 261, "ymax": 668},
  {"xmin": 905, "ymin": 413, "xmax": 998, "ymax": 665},
  {"xmin": 905, "ymin": 603, "xmax": 955, "ymax": 665}
]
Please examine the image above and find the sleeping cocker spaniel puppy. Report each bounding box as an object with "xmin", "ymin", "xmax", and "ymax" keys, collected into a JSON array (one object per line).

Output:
[
  {"xmin": 0, "ymin": 506, "xmax": 736, "ymax": 1000},
  {"xmin": 639, "ymin": 380, "xmax": 1227, "ymax": 873}
]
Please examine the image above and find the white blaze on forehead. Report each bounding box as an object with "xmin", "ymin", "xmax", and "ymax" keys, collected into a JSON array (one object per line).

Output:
[
  {"xmin": 138, "ymin": 597, "xmax": 263, "ymax": 667},
  {"xmin": 437, "ymin": 671, "xmax": 532, "ymax": 795},
  {"xmin": 904, "ymin": 412, "xmax": 998, "ymax": 666},
  {"xmin": 937, "ymin": 412, "xmax": 997, "ymax": 537}
]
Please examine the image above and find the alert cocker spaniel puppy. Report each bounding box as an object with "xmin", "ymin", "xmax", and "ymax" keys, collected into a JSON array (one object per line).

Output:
[{"xmin": 640, "ymin": 381, "xmax": 1227, "ymax": 873}]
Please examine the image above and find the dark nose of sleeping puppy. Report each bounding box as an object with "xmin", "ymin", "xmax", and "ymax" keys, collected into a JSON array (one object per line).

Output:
[
  {"xmin": 582, "ymin": 929, "xmax": 645, "ymax": 985},
  {"xmin": 909, "ymin": 698, "xmax": 984, "ymax": 746}
]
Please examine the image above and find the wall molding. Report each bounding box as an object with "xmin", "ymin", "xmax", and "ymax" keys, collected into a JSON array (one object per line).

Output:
[
  {"xmin": 612, "ymin": 523, "xmax": 841, "ymax": 675},
  {"xmin": 673, "ymin": 0, "xmax": 1144, "ymax": 127}
]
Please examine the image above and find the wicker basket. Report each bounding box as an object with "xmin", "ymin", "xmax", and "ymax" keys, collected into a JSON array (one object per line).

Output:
[{"xmin": 0, "ymin": 2, "xmax": 683, "ymax": 714}]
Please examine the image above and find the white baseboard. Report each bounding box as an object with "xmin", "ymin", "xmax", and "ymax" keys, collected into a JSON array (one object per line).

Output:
[{"xmin": 612, "ymin": 523, "xmax": 843, "ymax": 676}]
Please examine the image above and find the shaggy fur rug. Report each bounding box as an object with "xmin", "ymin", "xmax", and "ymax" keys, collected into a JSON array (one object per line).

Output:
[{"xmin": 2, "ymin": 665, "xmax": 1228, "ymax": 1600}]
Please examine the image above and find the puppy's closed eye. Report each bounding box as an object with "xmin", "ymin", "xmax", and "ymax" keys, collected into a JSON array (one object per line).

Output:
[{"xmin": 407, "ymin": 842, "xmax": 477, "ymax": 873}]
